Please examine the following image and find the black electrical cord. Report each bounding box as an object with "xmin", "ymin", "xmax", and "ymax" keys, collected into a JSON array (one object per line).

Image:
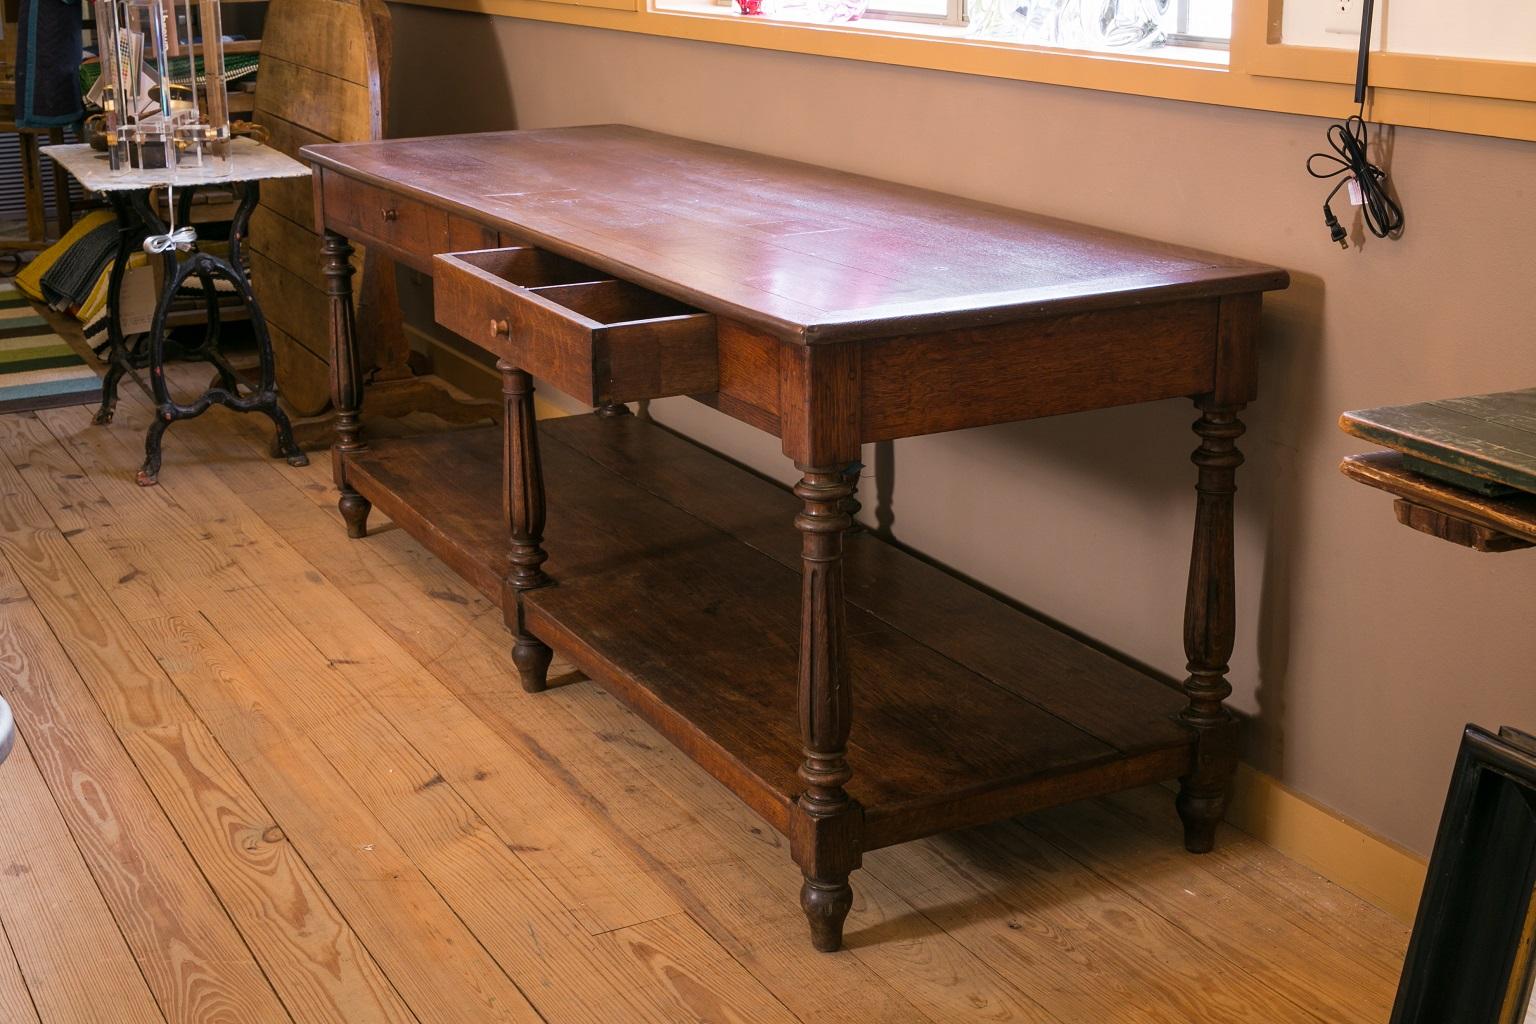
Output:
[
  {"xmin": 1305, "ymin": 0, "xmax": 1404, "ymax": 248},
  {"xmin": 1307, "ymin": 114, "xmax": 1404, "ymax": 246}
]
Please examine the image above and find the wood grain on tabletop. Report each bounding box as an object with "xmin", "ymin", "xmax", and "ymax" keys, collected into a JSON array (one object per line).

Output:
[{"xmin": 304, "ymin": 125, "xmax": 1289, "ymax": 343}]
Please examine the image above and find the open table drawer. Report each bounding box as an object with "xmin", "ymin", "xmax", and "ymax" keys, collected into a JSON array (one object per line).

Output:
[{"xmin": 434, "ymin": 247, "xmax": 719, "ymax": 405}]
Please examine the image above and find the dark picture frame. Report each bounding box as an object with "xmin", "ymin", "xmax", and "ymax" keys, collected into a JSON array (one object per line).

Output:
[{"xmin": 1393, "ymin": 724, "xmax": 1536, "ymax": 1024}]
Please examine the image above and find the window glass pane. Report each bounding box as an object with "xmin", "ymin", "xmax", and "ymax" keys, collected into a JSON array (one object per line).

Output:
[
  {"xmin": 961, "ymin": 0, "xmax": 1230, "ymax": 49},
  {"xmin": 655, "ymin": 0, "xmax": 1231, "ymax": 49},
  {"xmin": 1169, "ymin": 0, "xmax": 1232, "ymax": 39},
  {"xmin": 866, "ymin": 0, "xmax": 949, "ymax": 17}
]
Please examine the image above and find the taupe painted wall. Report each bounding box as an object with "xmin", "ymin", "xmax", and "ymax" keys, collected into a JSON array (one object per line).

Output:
[{"xmin": 385, "ymin": 5, "xmax": 1536, "ymax": 854}]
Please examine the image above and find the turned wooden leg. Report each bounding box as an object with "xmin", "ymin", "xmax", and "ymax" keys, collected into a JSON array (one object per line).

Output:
[
  {"xmin": 789, "ymin": 465, "xmax": 864, "ymax": 953},
  {"xmin": 501, "ymin": 361, "xmax": 554, "ymax": 693},
  {"xmin": 324, "ymin": 231, "xmax": 370, "ymax": 539},
  {"xmin": 1177, "ymin": 399, "xmax": 1245, "ymax": 854},
  {"xmin": 841, "ymin": 460, "xmax": 864, "ymax": 534}
]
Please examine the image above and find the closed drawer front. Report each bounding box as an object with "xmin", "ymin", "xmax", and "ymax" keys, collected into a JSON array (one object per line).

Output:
[
  {"xmin": 434, "ymin": 247, "xmax": 718, "ymax": 406},
  {"xmin": 322, "ymin": 170, "xmax": 450, "ymax": 270}
]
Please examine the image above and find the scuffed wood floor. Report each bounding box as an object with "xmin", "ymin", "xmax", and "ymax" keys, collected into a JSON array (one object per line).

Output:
[{"xmin": 0, "ymin": 373, "xmax": 1409, "ymax": 1024}]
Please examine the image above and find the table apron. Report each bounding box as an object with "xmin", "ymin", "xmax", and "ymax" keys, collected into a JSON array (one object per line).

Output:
[{"xmin": 316, "ymin": 169, "xmax": 1256, "ymax": 451}]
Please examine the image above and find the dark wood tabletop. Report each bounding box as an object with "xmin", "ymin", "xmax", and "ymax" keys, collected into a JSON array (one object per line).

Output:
[{"xmin": 305, "ymin": 124, "xmax": 1287, "ymax": 343}]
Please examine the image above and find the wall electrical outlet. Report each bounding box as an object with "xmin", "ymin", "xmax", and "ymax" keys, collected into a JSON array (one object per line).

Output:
[{"xmin": 1326, "ymin": 0, "xmax": 1361, "ymax": 35}]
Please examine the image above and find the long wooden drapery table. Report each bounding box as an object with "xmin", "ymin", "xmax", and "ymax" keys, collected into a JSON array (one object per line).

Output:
[{"xmin": 304, "ymin": 125, "xmax": 1289, "ymax": 952}]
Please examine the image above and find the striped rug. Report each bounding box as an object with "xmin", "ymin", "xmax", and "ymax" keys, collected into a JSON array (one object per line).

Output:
[{"xmin": 0, "ymin": 282, "xmax": 102, "ymax": 414}]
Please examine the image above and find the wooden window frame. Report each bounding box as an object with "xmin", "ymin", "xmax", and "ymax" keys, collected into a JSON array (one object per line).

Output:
[
  {"xmin": 399, "ymin": 0, "xmax": 1536, "ymax": 142},
  {"xmin": 1233, "ymin": 0, "xmax": 1536, "ymax": 104}
]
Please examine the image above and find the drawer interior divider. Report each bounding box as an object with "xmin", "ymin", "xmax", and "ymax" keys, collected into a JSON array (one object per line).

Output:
[
  {"xmin": 434, "ymin": 246, "xmax": 720, "ymax": 405},
  {"xmin": 529, "ymin": 280, "xmax": 703, "ymax": 328}
]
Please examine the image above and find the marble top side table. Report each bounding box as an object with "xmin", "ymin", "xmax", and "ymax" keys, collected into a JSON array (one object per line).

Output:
[{"xmin": 46, "ymin": 139, "xmax": 311, "ymax": 484}]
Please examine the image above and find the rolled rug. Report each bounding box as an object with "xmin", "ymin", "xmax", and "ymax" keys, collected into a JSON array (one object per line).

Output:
[{"xmin": 0, "ymin": 695, "xmax": 12, "ymax": 764}]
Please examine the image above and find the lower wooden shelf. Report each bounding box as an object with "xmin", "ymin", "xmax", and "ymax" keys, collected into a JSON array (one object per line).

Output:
[{"xmin": 346, "ymin": 414, "xmax": 1195, "ymax": 851}]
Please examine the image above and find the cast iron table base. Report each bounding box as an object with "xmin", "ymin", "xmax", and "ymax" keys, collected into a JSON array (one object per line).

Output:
[{"xmin": 91, "ymin": 181, "xmax": 308, "ymax": 485}]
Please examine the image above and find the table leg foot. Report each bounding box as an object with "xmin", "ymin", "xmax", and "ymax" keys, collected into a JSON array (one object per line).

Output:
[
  {"xmin": 512, "ymin": 631, "xmax": 554, "ymax": 693},
  {"xmin": 94, "ymin": 364, "xmax": 127, "ymax": 425},
  {"xmin": 339, "ymin": 489, "xmax": 371, "ymax": 539},
  {"xmin": 136, "ymin": 411, "xmax": 171, "ymax": 487},
  {"xmin": 801, "ymin": 874, "xmax": 854, "ymax": 953},
  {"xmin": 263, "ymin": 404, "xmax": 310, "ymax": 468},
  {"xmin": 1176, "ymin": 709, "xmax": 1239, "ymax": 854},
  {"xmin": 1176, "ymin": 772, "xmax": 1231, "ymax": 854}
]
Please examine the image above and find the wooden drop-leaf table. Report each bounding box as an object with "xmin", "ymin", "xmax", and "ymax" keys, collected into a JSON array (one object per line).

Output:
[{"xmin": 304, "ymin": 125, "xmax": 1289, "ymax": 952}]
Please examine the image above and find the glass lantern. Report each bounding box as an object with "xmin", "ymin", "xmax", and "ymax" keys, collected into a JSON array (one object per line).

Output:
[{"xmin": 92, "ymin": 0, "xmax": 231, "ymax": 173}]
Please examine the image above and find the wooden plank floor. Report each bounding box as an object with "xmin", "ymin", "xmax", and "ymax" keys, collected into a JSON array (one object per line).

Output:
[{"xmin": 0, "ymin": 370, "xmax": 1411, "ymax": 1024}]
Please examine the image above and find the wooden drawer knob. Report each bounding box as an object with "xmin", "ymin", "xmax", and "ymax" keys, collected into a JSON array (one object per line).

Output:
[
  {"xmin": 490, "ymin": 318, "xmax": 511, "ymax": 338},
  {"xmin": 381, "ymin": 207, "xmax": 399, "ymax": 222}
]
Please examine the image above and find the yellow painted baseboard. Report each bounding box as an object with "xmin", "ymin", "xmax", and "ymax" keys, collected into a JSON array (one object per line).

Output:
[
  {"xmin": 1224, "ymin": 763, "xmax": 1428, "ymax": 924},
  {"xmin": 414, "ymin": 324, "xmax": 1432, "ymax": 925}
]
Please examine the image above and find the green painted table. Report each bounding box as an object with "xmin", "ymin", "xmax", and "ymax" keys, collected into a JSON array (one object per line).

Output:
[{"xmin": 1341, "ymin": 389, "xmax": 1536, "ymax": 552}]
